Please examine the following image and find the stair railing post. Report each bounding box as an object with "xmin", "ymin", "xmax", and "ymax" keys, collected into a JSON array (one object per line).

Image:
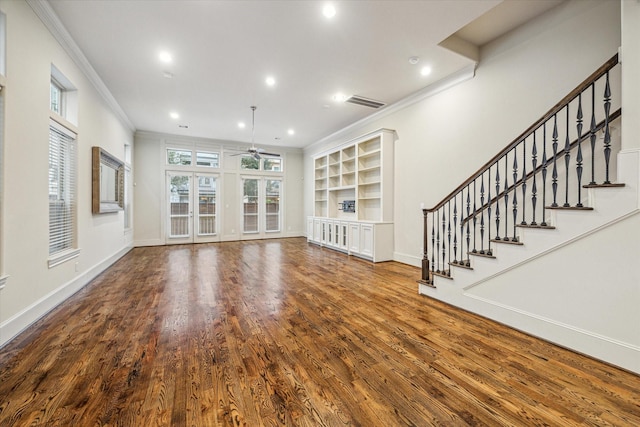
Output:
[{"xmin": 420, "ymin": 208, "xmax": 430, "ymax": 283}]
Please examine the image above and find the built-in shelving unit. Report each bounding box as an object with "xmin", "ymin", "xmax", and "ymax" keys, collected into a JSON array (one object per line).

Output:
[{"xmin": 308, "ymin": 128, "xmax": 395, "ymax": 262}]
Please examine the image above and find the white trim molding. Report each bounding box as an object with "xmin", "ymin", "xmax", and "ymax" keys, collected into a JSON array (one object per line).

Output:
[{"xmin": 26, "ymin": 0, "xmax": 135, "ymax": 132}]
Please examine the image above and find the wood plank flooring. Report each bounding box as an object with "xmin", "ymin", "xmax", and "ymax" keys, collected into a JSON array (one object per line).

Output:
[{"xmin": 0, "ymin": 237, "xmax": 638, "ymax": 426}]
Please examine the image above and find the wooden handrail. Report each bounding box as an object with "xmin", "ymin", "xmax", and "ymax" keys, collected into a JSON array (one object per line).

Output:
[{"xmin": 426, "ymin": 54, "xmax": 619, "ymax": 213}]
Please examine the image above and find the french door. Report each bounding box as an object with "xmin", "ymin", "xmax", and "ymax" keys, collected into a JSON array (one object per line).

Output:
[
  {"xmin": 166, "ymin": 171, "xmax": 219, "ymax": 244},
  {"xmin": 241, "ymin": 177, "xmax": 282, "ymax": 237}
]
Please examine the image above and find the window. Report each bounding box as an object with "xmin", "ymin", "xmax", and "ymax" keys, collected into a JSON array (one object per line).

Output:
[
  {"xmin": 48, "ymin": 120, "xmax": 77, "ymax": 260},
  {"xmin": 167, "ymin": 149, "xmax": 192, "ymax": 165},
  {"xmin": 124, "ymin": 165, "xmax": 132, "ymax": 229},
  {"xmin": 50, "ymin": 79, "xmax": 63, "ymax": 115},
  {"xmin": 196, "ymin": 151, "xmax": 220, "ymax": 168},
  {"xmin": 263, "ymin": 158, "xmax": 282, "ymax": 172},
  {"xmin": 243, "ymin": 178, "xmax": 259, "ymax": 233},
  {"xmin": 240, "ymin": 155, "xmax": 260, "ymax": 170},
  {"xmin": 265, "ymin": 179, "xmax": 281, "ymax": 232}
]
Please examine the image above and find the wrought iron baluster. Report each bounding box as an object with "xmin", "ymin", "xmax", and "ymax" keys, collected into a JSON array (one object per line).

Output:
[
  {"xmin": 460, "ymin": 190, "xmax": 465, "ymax": 266},
  {"xmin": 480, "ymin": 174, "xmax": 485, "ymax": 254},
  {"xmin": 563, "ymin": 105, "xmax": 571, "ymax": 207},
  {"xmin": 487, "ymin": 165, "xmax": 493, "ymax": 256},
  {"xmin": 551, "ymin": 114, "xmax": 559, "ymax": 207},
  {"xmin": 521, "ymin": 139, "xmax": 527, "ymax": 225},
  {"xmin": 541, "ymin": 123, "xmax": 548, "ymax": 226},
  {"xmin": 441, "ymin": 209, "xmax": 447, "ymax": 276},
  {"xmin": 447, "ymin": 201, "xmax": 451, "ymax": 275},
  {"xmin": 452, "ymin": 197, "xmax": 458, "ymax": 264},
  {"xmin": 495, "ymin": 166, "xmax": 501, "ymax": 240},
  {"xmin": 465, "ymin": 186, "xmax": 471, "ymax": 266},
  {"xmin": 576, "ymin": 93, "xmax": 584, "ymax": 207},
  {"xmin": 589, "ymin": 83, "xmax": 597, "ymax": 185},
  {"xmin": 504, "ymin": 152, "xmax": 510, "ymax": 240},
  {"xmin": 431, "ymin": 212, "xmax": 436, "ymax": 274},
  {"xmin": 512, "ymin": 148, "xmax": 518, "ymax": 241},
  {"xmin": 472, "ymin": 179, "xmax": 477, "ymax": 253},
  {"xmin": 603, "ymin": 70, "xmax": 612, "ymax": 184},
  {"xmin": 531, "ymin": 132, "xmax": 538, "ymax": 226}
]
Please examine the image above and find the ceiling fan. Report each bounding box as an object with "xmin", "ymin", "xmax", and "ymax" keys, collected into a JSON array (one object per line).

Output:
[{"xmin": 231, "ymin": 106, "xmax": 281, "ymax": 160}]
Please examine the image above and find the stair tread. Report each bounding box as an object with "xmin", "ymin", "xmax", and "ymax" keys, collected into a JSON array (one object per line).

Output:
[
  {"xmin": 546, "ymin": 205, "xmax": 594, "ymax": 210},
  {"xmin": 450, "ymin": 260, "xmax": 473, "ymax": 270},
  {"xmin": 469, "ymin": 251, "xmax": 496, "ymax": 259},
  {"xmin": 516, "ymin": 224, "xmax": 556, "ymax": 229},
  {"xmin": 491, "ymin": 238, "xmax": 524, "ymax": 245},
  {"xmin": 583, "ymin": 183, "xmax": 625, "ymax": 188},
  {"xmin": 432, "ymin": 270, "xmax": 453, "ymax": 280}
]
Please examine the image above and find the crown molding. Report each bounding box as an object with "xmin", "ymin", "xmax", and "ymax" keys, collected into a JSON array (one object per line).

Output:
[
  {"xmin": 26, "ymin": 0, "xmax": 135, "ymax": 132},
  {"xmin": 305, "ymin": 63, "xmax": 476, "ymax": 153}
]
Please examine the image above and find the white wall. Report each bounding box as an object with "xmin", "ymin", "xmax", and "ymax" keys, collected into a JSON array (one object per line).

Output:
[
  {"xmin": 0, "ymin": 1, "xmax": 134, "ymax": 346},
  {"xmin": 134, "ymin": 131, "xmax": 304, "ymax": 246},
  {"xmin": 304, "ymin": 0, "xmax": 621, "ymax": 267}
]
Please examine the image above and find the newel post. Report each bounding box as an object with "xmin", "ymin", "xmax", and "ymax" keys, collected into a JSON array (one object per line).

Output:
[{"xmin": 419, "ymin": 208, "xmax": 431, "ymax": 285}]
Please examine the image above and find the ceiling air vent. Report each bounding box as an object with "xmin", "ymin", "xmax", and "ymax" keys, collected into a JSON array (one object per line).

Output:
[{"xmin": 345, "ymin": 95, "xmax": 386, "ymax": 109}]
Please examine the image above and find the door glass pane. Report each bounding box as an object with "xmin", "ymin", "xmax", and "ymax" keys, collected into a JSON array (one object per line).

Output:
[
  {"xmin": 169, "ymin": 174, "xmax": 191, "ymax": 237},
  {"xmin": 197, "ymin": 175, "xmax": 216, "ymax": 236},
  {"xmin": 265, "ymin": 179, "xmax": 280, "ymax": 232},
  {"xmin": 263, "ymin": 158, "xmax": 282, "ymax": 171},
  {"xmin": 243, "ymin": 178, "xmax": 259, "ymax": 233}
]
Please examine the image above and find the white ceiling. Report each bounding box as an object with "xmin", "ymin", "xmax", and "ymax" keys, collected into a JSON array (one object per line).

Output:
[{"xmin": 47, "ymin": 0, "xmax": 562, "ymax": 149}]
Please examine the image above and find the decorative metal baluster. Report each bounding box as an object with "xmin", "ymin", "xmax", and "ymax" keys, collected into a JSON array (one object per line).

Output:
[
  {"xmin": 563, "ymin": 105, "xmax": 571, "ymax": 207},
  {"xmin": 460, "ymin": 190, "xmax": 465, "ymax": 266},
  {"xmin": 589, "ymin": 83, "xmax": 597, "ymax": 185},
  {"xmin": 487, "ymin": 165, "xmax": 493, "ymax": 256},
  {"xmin": 431, "ymin": 212, "xmax": 436, "ymax": 274},
  {"xmin": 551, "ymin": 114, "xmax": 559, "ymax": 207},
  {"xmin": 541, "ymin": 123, "xmax": 549, "ymax": 226},
  {"xmin": 495, "ymin": 166, "xmax": 501, "ymax": 240},
  {"xmin": 447, "ymin": 201, "xmax": 451, "ymax": 275},
  {"xmin": 521, "ymin": 138, "xmax": 527, "ymax": 225},
  {"xmin": 472, "ymin": 179, "xmax": 477, "ymax": 253},
  {"xmin": 452, "ymin": 197, "xmax": 458, "ymax": 264},
  {"xmin": 441, "ymin": 209, "xmax": 447, "ymax": 276},
  {"xmin": 512, "ymin": 149, "xmax": 518, "ymax": 241},
  {"xmin": 531, "ymin": 132, "xmax": 538, "ymax": 226},
  {"xmin": 576, "ymin": 93, "xmax": 584, "ymax": 207},
  {"xmin": 479, "ymin": 174, "xmax": 486, "ymax": 254},
  {"xmin": 465, "ymin": 186, "xmax": 471, "ymax": 266},
  {"xmin": 603, "ymin": 70, "xmax": 612, "ymax": 184},
  {"xmin": 504, "ymin": 152, "xmax": 510, "ymax": 241}
]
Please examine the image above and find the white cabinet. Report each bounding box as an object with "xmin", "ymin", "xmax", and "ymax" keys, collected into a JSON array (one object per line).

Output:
[
  {"xmin": 308, "ymin": 128, "xmax": 395, "ymax": 262},
  {"xmin": 307, "ymin": 217, "xmax": 314, "ymax": 242}
]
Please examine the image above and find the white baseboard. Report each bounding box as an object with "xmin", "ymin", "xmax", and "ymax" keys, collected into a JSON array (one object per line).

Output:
[
  {"xmin": 133, "ymin": 238, "xmax": 164, "ymax": 247},
  {"xmin": 393, "ymin": 251, "xmax": 421, "ymax": 267},
  {"xmin": 0, "ymin": 246, "xmax": 132, "ymax": 348}
]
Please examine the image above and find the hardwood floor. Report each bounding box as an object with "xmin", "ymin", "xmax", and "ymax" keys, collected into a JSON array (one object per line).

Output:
[{"xmin": 0, "ymin": 238, "xmax": 638, "ymax": 426}]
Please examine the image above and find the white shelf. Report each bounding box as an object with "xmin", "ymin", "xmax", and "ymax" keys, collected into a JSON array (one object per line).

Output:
[{"xmin": 358, "ymin": 165, "xmax": 380, "ymax": 173}]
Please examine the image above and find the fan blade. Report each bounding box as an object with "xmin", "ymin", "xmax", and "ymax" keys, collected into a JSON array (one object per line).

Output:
[
  {"xmin": 253, "ymin": 152, "xmax": 261, "ymax": 160},
  {"xmin": 259, "ymin": 152, "xmax": 280, "ymax": 157},
  {"xmin": 229, "ymin": 152, "xmax": 245, "ymax": 157}
]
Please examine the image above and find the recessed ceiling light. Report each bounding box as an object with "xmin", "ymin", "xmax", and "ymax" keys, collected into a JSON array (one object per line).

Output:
[
  {"xmin": 163, "ymin": 71, "xmax": 174, "ymax": 79},
  {"xmin": 332, "ymin": 92, "xmax": 349, "ymax": 102},
  {"xmin": 409, "ymin": 56, "xmax": 420, "ymax": 65},
  {"xmin": 266, "ymin": 76, "xmax": 276, "ymax": 87},
  {"xmin": 420, "ymin": 66, "xmax": 432, "ymax": 76},
  {"xmin": 238, "ymin": 121, "xmax": 246, "ymax": 129},
  {"xmin": 323, "ymin": 4, "xmax": 336, "ymax": 19},
  {"xmin": 169, "ymin": 111, "xmax": 179, "ymax": 119},
  {"xmin": 159, "ymin": 51, "xmax": 172, "ymax": 63},
  {"xmin": 288, "ymin": 129, "xmax": 295, "ymax": 135}
]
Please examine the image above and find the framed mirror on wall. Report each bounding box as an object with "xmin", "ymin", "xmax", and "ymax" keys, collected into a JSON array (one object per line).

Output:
[{"xmin": 92, "ymin": 146, "xmax": 124, "ymax": 213}]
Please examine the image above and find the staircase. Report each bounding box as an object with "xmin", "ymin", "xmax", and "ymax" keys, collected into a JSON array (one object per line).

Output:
[{"xmin": 417, "ymin": 54, "xmax": 640, "ymax": 374}]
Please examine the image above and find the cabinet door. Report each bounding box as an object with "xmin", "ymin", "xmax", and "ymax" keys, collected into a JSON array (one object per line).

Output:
[
  {"xmin": 348, "ymin": 223, "xmax": 360, "ymax": 254},
  {"xmin": 340, "ymin": 222, "xmax": 349, "ymax": 250},
  {"xmin": 333, "ymin": 223, "xmax": 340, "ymax": 246},
  {"xmin": 360, "ymin": 224, "xmax": 374, "ymax": 258},
  {"xmin": 307, "ymin": 217, "xmax": 314, "ymax": 241},
  {"xmin": 321, "ymin": 220, "xmax": 327, "ymax": 244},
  {"xmin": 313, "ymin": 219, "xmax": 323, "ymax": 244}
]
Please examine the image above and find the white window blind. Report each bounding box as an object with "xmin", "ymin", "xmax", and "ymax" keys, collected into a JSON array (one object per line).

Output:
[{"xmin": 49, "ymin": 120, "xmax": 77, "ymax": 256}]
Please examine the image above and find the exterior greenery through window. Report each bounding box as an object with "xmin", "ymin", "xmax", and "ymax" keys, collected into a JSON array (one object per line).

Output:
[{"xmin": 240, "ymin": 156, "xmax": 259, "ymax": 170}]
